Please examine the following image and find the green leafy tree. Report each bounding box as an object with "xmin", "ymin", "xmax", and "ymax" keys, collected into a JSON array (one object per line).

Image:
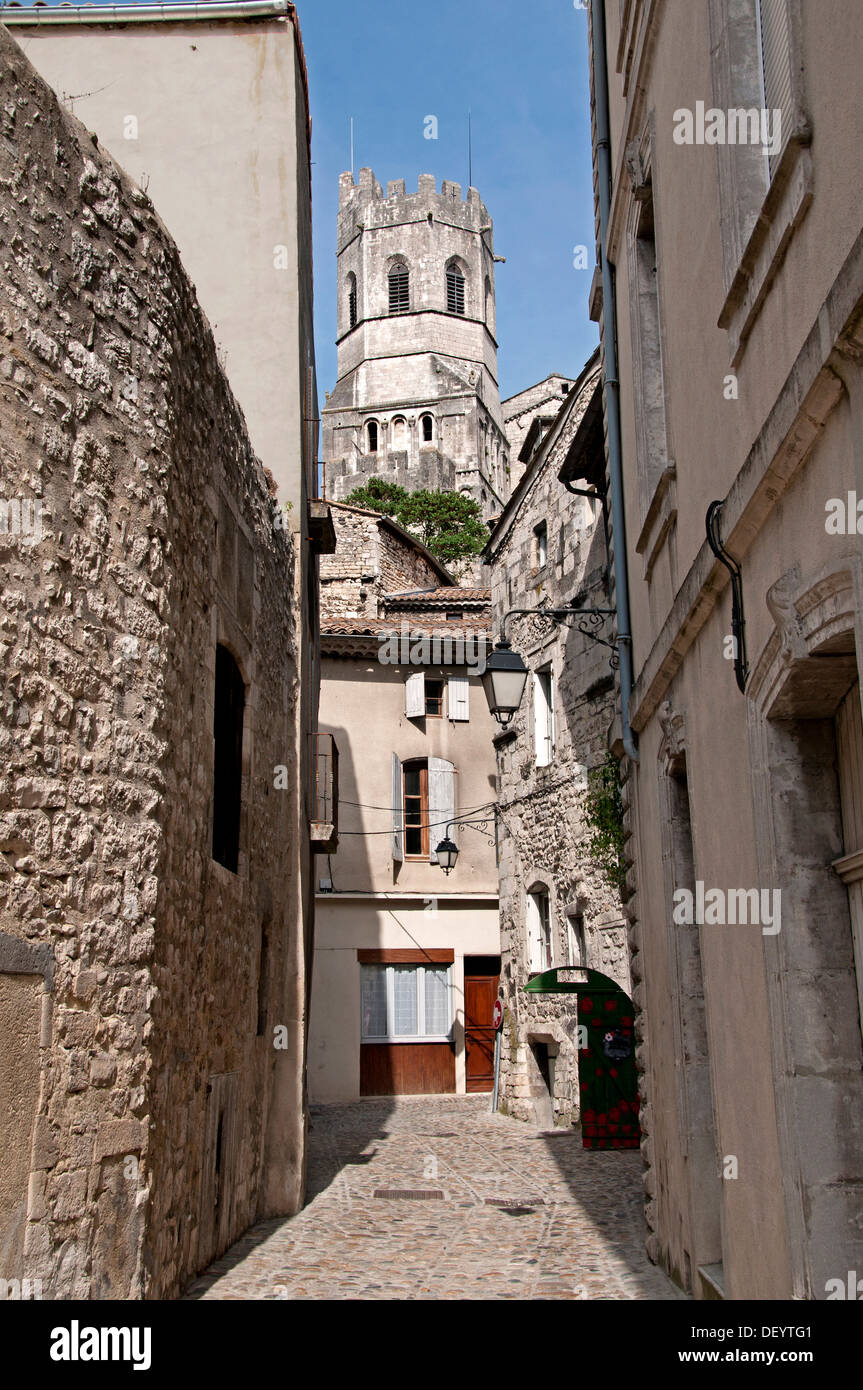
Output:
[
  {"xmin": 344, "ymin": 477, "xmax": 410, "ymax": 518},
  {"xmin": 582, "ymin": 753, "xmax": 627, "ymax": 891},
  {"xmin": 345, "ymin": 478, "xmax": 487, "ymax": 571}
]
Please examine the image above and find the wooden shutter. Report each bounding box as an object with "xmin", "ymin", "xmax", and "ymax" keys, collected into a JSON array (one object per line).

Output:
[
  {"xmin": 428, "ymin": 757, "xmax": 454, "ymax": 863},
  {"xmin": 405, "ymin": 670, "xmax": 425, "ymax": 718},
  {"xmin": 758, "ymin": 0, "xmax": 792, "ymax": 175},
  {"xmin": 448, "ymin": 674, "xmax": 470, "ymax": 721},
  {"xmin": 391, "ymin": 753, "xmax": 403, "ymax": 862}
]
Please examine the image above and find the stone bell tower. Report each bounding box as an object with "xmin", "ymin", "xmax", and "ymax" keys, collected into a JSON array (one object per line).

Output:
[{"xmin": 321, "ymin": 169, "xmax": 510, "ymax": 521}]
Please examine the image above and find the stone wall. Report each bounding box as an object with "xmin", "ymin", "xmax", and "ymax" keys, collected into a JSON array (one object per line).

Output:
[
  {"xmin": 502, "ymin": 373, "xmax": 575, "ymax": 489},
  {"xmin": 486, "ymin": 366, "xmax": 629, "ymax": 1128},
  {"xmin": 319, "ymin": 504, "xmax": 448, "ymax": 621},
  {"xmin": 0, "ymin": 28, "xmax": 305, "ymax": 1299}
]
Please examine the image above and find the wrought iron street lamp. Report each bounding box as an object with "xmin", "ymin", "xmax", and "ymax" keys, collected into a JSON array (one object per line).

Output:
[
  {"xmin": 481, "ymin": 603, "xmax": 617, "ymax": 727},
  {"xmin": 434, "ymin": 836, "xmax": 459, "ymax": 875},
  {"xmin": 433, "ymin": 810, "xmax": 497, "ymax": 875},
  {"xmin": 479, "ymin": 640, "xmax": 529, "ymax": 727}
]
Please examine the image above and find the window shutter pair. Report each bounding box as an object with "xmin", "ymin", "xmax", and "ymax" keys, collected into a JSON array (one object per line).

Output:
[
  {"xmin": 391, "ymin": 752, "xmax": 454, "ymax": 864},
  {"xmin": 404, "ymin": 672, "xmax": 470, "ymax": 721}
]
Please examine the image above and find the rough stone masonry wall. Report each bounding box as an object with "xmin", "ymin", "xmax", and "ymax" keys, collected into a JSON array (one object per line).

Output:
[
  {"xmin": 320, "ymin": 505, "xmax": 445, "ymax": 621},
  {"xmin": 489, "ymin": 377, "xmax": 630, "ymax": 1128},
  {"xmin": 0, "ymin": 29, "xmax": 300, "ymax": 1299}
]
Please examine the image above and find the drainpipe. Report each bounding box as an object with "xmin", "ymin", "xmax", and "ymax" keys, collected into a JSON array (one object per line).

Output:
[
  {"xmin": 0, "ymin": 1, "xmax": 289, "ymax": 25},
  {"xmin": 590, "ymin": 0, "xmax": 638, "ymax": 762}
]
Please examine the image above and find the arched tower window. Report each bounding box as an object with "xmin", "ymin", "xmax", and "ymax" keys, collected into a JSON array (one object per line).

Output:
[
  {"xmin": 421, "ymin": 414, "xmax": 434, "ymax": 444},
  {"xmin": 446, "ymin": 261, "xmax": 466, "ymax": 315},
  {"xmin": 212, "ymin": 644, "xmax": 245, "ymax": 873},
  {"xmin": 485, "ymin": 276, "xmax": 495, "ymax": 333},
  {"xmin": 366, "ymin": 420, "xmax": 379, "ymax": 453},
  {"xmin": 391, "ymin": 417, "xmax": 407, "ymax": 450},
  {"xmin": 347, "ymin": 272, "xmax": 357, "ymax": 329},
  {"xmin": 388, "ymin": 261, "xmax": 409, "ymax": 315}
]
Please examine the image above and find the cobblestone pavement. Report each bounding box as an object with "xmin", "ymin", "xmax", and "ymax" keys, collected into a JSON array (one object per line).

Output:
[{"xmin": 186, "ymin": 1096, "xmax": 684, "ymax": 1301}]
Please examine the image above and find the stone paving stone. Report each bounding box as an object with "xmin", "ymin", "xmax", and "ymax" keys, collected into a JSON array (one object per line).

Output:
[{"xmin": 185, "ymin": 1096, "xmax": 685, "ymax": 1302}]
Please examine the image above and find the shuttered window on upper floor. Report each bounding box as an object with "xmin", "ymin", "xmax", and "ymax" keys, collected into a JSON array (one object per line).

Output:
[
  {"xmin": 388, "ymin": 264, "xmax": 409, "ymax": 315},
  {"xmin": 446, "ymin": 264, "xmax": 465, "ymax": 315}
]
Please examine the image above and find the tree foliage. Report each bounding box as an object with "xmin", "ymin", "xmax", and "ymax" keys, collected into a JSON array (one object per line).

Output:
[
  {"xmin": 345, "ymin": 477, "xmax": 487, "ymax": 570},
  {"xmin": 582, "ymin": 753, "xmax": 627, "ymax": 891}
]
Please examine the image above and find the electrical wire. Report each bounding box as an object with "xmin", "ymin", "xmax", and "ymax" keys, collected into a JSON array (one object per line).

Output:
[{"xmin": 338, "ymin": 797, "xmax": 497, "ymax": 814}]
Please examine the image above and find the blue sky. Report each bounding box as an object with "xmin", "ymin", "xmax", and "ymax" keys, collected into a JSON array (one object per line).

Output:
[
  {"xmin": 297, "ymin": 0, "xmax": 599, "ymax": 402},
  {"xmin": 26, "ymin": 0, "xmax": 598, "ymax": 403}
]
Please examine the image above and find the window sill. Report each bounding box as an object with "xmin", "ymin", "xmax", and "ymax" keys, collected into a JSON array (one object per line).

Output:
[
  {"xmin": 635, "ymin": 463, "xmax": 677, "ymax": 581},
  {"xmin": 361, "ymin": 1036, "xmax": 453, "ymax": 1045},
  {"xmin": 718, "ymin": 136, "xmax": 814, "ymax": 367}
]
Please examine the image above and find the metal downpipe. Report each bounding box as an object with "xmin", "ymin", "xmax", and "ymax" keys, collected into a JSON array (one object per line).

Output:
[{"xmin": 590, "ymin": 0, "xmax": 638, "ymax": 761}]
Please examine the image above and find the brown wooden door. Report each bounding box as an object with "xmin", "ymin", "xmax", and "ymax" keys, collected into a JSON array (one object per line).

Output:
[{"xmin": 464, "ymin": 957, "xmax": 500, "ymax": 1093}]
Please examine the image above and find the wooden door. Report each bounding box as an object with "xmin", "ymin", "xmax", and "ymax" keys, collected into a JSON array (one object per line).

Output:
[{"xmin": 464, "ymin": 957, "xmax": 500, "ymax": 1093}]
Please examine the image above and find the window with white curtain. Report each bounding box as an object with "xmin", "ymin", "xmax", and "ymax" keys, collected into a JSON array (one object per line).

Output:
[{"xmin": 360, "ymin": 964, "xmax": 453, "ymax": 1040}]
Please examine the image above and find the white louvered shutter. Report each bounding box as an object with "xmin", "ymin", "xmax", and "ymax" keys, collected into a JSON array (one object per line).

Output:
[
  {"xmin": 534, "ymin": 671, "xmax": 553, "ymax": 767},
  {"xmin": 448, "ymin": 674, "xmax": 470, "ymax": 721},
  {"xmin": 526, "ymin": 893, "xmax": 542, "ymax": 972},
  {"xmin": 757, "ymin": 0, "xmax": 793, "ymax": 176},
  {"xmin": 427, "ymin": 757, "xmax": 455, "ymax": 863},
  {"xmin": 405, "ymin": 670, "xmax": 425, "ymax": 718},
  {"xmin": 391, "ymin": 753, "xmax": 403, "ymax": 862}
]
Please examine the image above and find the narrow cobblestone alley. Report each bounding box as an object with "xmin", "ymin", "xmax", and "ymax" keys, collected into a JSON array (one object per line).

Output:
[{"xmin": 186, "ymin": 1098, "xmax": 683, "ymax": 1301}]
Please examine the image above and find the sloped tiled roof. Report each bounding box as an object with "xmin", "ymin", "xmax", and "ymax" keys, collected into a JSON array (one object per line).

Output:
[
  {"xmin": 383, "ymin": 587, "xmax": 491, "ymax": 606},
  {"xmin": 322, "ymin": 616, "xmax": 490, "ymax": 637}
]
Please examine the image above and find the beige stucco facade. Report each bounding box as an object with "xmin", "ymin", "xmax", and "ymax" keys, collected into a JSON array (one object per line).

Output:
[
  {"xmin": 311, "ymin": 506, "xmax": 501, "ymax": 1101},
  {"xmin": 591, "ymin": 0, "xmax": 863, "ymax": 1299}
]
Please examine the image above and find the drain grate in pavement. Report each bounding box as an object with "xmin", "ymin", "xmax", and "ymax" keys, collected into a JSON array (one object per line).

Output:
[
  {"xmin": 373, "ymin": 1189, "xmax": 445, "ymax": 1201},
  {"xmin": 484, "ymin": 1197, "xmax": 546, "ymax": 1208}
]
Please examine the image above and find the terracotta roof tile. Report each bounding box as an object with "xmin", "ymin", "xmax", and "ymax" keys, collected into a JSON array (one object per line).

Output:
[
  {"xmin": 321, "ymin": 616, "xmax": 490, "ymax": 637},
  {"xmin": 383, "ymin": 586, "xmax": 490, "ymax": 605}
]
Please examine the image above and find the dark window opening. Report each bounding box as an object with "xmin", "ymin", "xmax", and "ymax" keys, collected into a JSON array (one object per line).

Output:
[
  {"xmin": 446, "ymin": 264, "xmax": 465, "ymax": 315},
  {"xmin": 347, "ymin": 274, "xmax": 357, "ymax": 329},
  {"xmin": 367, "ymin": 420, "xmax": 378, "ymax": 453},
  {"xmin": 445, "ymin": 610, "xmax": 462, "ymax": 622},
  {"xmin": 212, "ymin": 643, "xmax": 245, "ymax": 873},
  {"xmin": 403, "ymin": 760, "xmax": 429, "ymax": 858},
  {"xmin": 389, "ymin": 264, "xmax": 409, "ymax": 315},
  {"xmin": 421, "ymin": 414, "xmax": 434, "ymax": 443},
  {"xmin": 425, "ymin": 679, "xmax": 444, "ymax": 718}
]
